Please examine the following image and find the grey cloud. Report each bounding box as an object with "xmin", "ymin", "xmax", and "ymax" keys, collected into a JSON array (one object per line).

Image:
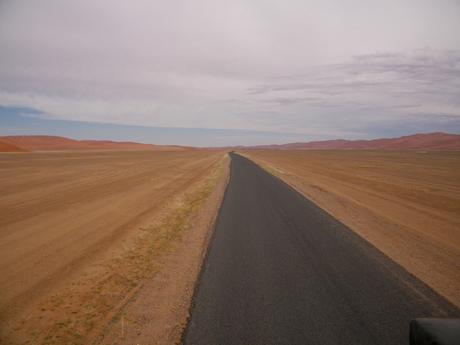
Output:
[{"xmin": 246, "ymin": 50, "xmax": 460, "ymax": 115}]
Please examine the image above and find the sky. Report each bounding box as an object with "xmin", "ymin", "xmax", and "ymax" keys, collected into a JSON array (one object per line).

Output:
[{"xmin": 0, "ymin": 0, "xmax": 459, "ymax": 146}]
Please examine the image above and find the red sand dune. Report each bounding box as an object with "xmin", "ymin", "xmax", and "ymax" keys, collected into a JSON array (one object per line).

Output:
[
  {"xmin": 244, "ymin": 132, "xmax": 460, "ymax": 151},
  {"xmin": 0, "ymin": 140, "xmax": 28, "ymax": 152},
  {"xmin": 3, "ymin": 132, "xmax": 459, "ymax": 152},
  {"xmin": 0, "ymin": 136, "xmax": 186, "ymax": 152}
]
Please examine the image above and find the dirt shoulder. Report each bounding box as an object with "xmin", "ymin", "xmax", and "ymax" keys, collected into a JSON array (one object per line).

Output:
[
  {"xmin": 95, "ymin": 154, "xmax": 230, "ymax": 345},
  {"xmin": 241, "ymin": 150, "xmax": 460, "ymax": 309}
]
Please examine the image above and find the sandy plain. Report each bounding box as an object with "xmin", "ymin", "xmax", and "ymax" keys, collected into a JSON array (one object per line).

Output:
[
  {"xmin": 0, "ymin": 150, "xmax": 228, "ymax": 344},
  {"xmin": 242, "ymin": 150, "xmax": 460, "ymax": 309}
]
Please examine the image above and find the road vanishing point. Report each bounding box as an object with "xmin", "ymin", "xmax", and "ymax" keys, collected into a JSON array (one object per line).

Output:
[{"xmin": 183, "ymin": 153, "xmax": 460, "ymax": 345}]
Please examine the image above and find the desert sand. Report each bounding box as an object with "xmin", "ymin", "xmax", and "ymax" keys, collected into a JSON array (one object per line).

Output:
[
  {"xmin": 0, "ymin": 150, "xmax": 227, "ymax": 344},
  {"xmin": 0, "ymin": 141, "xmax": 26, "ymax": 152},
  {"xmin": 242, "ymin": 150, "xmax": 460, "ymax": 308}
]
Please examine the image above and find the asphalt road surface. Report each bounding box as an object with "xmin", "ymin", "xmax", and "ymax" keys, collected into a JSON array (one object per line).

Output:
[{"xmin": 183, "ymin": 153, "xmax": 460, "ymax": 345}]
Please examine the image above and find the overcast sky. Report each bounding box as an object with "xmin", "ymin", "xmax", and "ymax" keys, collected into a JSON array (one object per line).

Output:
[{"xmin": 1, "ymin": 0, "xmax": 459, "ymax": 145}]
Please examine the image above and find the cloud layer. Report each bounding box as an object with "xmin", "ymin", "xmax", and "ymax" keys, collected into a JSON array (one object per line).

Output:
[{"xmin": 1, "ymin": 0, "xmax": 459, "ymax": 143}]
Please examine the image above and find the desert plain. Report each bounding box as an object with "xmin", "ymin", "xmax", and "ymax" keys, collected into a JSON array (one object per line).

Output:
[
  {"xmin": 242, "ymin": 150, "xmax": 460, "ymax": 309},
  {"xmin": 0, "ymin": 150, "xmax": 228, "ymax": 344},
  {"xmin": 1, "ymin": 146, "xmax": 460, "ymax": 344}
]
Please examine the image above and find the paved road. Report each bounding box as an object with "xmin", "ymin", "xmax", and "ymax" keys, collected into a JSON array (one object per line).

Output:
[{"xmin": 183, "ymin": 153, "xmax": 459, "ymax": 345}]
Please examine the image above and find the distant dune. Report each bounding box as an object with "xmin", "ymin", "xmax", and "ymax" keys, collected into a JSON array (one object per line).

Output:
[
  {"xmin": 0, "ymin": 139, "xmax": 28, "ymax": 152},
  {"xmin": 2, "ymin": 132, "xmax": 459, "ymax": 152},
  {"xmin": 243, "ymin": 132, "xmax": 460, "ymax": 151},
  {"xmin": 0, "ymin": 135, "xmax": 187, "ymax": 152}
]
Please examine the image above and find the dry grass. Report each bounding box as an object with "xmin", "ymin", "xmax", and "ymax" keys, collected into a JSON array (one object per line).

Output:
[
  {"xmin": 242, "ymin": 150, "xmax": 460, "ymax": 308},
  {"xmin": 97, "ymin": 153, "xmax": 229, "ymax": 345},
  {"xmin": 0, "ymin": 150, "xmax": 227, "ymax": 344}
]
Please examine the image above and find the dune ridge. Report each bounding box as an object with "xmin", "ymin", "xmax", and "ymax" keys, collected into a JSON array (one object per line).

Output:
[
  {"xmin": 2, "ymin": 132, "xmax": 460, "ymax": 152},
  {"xmin": 235, "ymin": 132, "xmax": 460, "ymax": 151},
  {"xmin": 0, "ymin": 140, "xmax": 27, "ymax": 152},
  {"xmin": 0, "ymin": 135, "xmax": 187, "ymax": 152}
]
